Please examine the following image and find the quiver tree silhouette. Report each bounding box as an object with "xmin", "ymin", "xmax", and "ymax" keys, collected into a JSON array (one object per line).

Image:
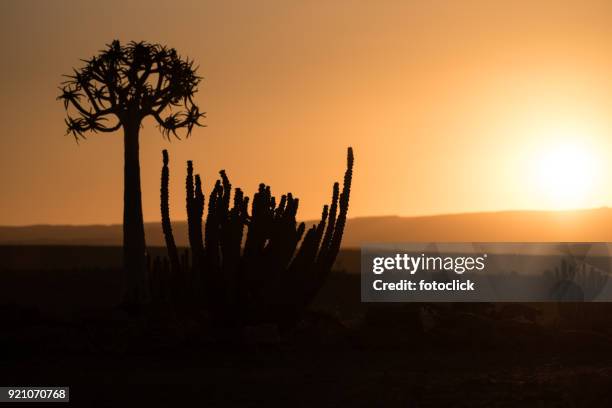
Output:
[
  {"xmin": 157, "ymin": 148, "xmax": 354, "ymax": 330},
  {"xmin": 58, "ymin": 40, "xmax": 205, "ymax": 304}
]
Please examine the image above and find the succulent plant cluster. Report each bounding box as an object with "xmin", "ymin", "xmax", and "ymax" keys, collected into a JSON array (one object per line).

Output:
[{"xmin": 151, "ymin": 148, "xmax": 354, "ymax": 328}]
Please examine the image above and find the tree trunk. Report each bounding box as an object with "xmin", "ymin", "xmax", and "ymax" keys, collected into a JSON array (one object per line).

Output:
[{"xmin": 123, "ymin": 119, "xmax": 148, "ymax": 305}]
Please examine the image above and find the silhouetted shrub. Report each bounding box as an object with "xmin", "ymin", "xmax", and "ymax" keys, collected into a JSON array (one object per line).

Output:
[{"xmin": 154, "ymin": 148, "xmax": 354, "ymax": 329}]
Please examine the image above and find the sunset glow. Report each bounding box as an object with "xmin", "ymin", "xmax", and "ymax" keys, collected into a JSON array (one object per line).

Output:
[
  {"xmin": 1, "ymin": 1, "xmax": 612, "ymax": 225},
  {"xmin": 533, "ymin": 141, "xmax": 601, "ymax": 210}
]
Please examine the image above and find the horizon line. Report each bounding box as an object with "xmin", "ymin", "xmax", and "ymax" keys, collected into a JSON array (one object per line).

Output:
[{"xmin": 2, "ymin": 206, "xmax": 610, "ymax": 228}]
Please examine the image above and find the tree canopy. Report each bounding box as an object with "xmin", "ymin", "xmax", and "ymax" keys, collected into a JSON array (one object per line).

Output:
[{"xmin": 58, "ymin": 40, "xmax": 205, "ymax": 140}]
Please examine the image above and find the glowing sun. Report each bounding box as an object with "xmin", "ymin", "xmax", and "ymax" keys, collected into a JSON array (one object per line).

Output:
[{"xmin": 533, "ymin": 142, "xmax": 600, "ymax": 210}]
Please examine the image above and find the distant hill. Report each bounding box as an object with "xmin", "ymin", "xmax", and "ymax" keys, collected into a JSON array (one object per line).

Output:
[{"xmin": 2, "ymin": 208, "xmax": 612, "ymax": 247}]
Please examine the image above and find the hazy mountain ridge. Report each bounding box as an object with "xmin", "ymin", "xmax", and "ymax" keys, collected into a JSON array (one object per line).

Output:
[{"xmin": 2, "ymin": 208, "xmax": 612, "ymax": 247}]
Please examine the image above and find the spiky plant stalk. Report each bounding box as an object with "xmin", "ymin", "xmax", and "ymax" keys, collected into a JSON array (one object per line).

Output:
[
  {"xmin": 161, "ymin": 150, "xmax": 180, "ymax": 274},
  {"xmin": 317, "ymin": 147, "xmax": 354, "ymax": 277},
  {"xmin": 193, "ymin": 174, "xmax": 205, "ymax": 253},
  {"xmin": 186, "ymin": 161, "xmax": 195, "ymax": 249},
  {"xmin": 186, "ymin": 161, "xmax": 205, "ymax": 276}
]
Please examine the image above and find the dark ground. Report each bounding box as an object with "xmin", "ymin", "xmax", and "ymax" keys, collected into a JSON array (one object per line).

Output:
[{"xmin": 2, "ymin": 246, "xmax": 612, "ymax": 407}]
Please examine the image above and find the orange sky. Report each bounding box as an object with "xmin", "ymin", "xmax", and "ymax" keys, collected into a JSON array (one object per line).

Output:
[{"xmin": 1, "ymin": 0, "xmax": 612, "ymax": 225}]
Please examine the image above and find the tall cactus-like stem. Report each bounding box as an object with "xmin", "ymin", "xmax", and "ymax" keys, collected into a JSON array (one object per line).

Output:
[
  {"xmin": 186, "ymin": 161, "xmax": 205, "ymax": 273},
  {"xmin": 319, "ymin": 182, "xmax": 339, "ymax": 259},
  {"xmin": 309, "ymin": 147, "xmax": 354, "ymax": 301},
  {"xmin": 160, "ymin": 150, "xmax": 180, "ymax": 274},
  {"xmin": 193, "ymin": 174, "xmax": 205, "ymax": 253},
  {"xmin": 186, "ymin": 161, "xmax": 195, "ymax": 249},
  {"xmin": 325, "ymin": 147, "xmax": 354, "ymax": 269}
]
